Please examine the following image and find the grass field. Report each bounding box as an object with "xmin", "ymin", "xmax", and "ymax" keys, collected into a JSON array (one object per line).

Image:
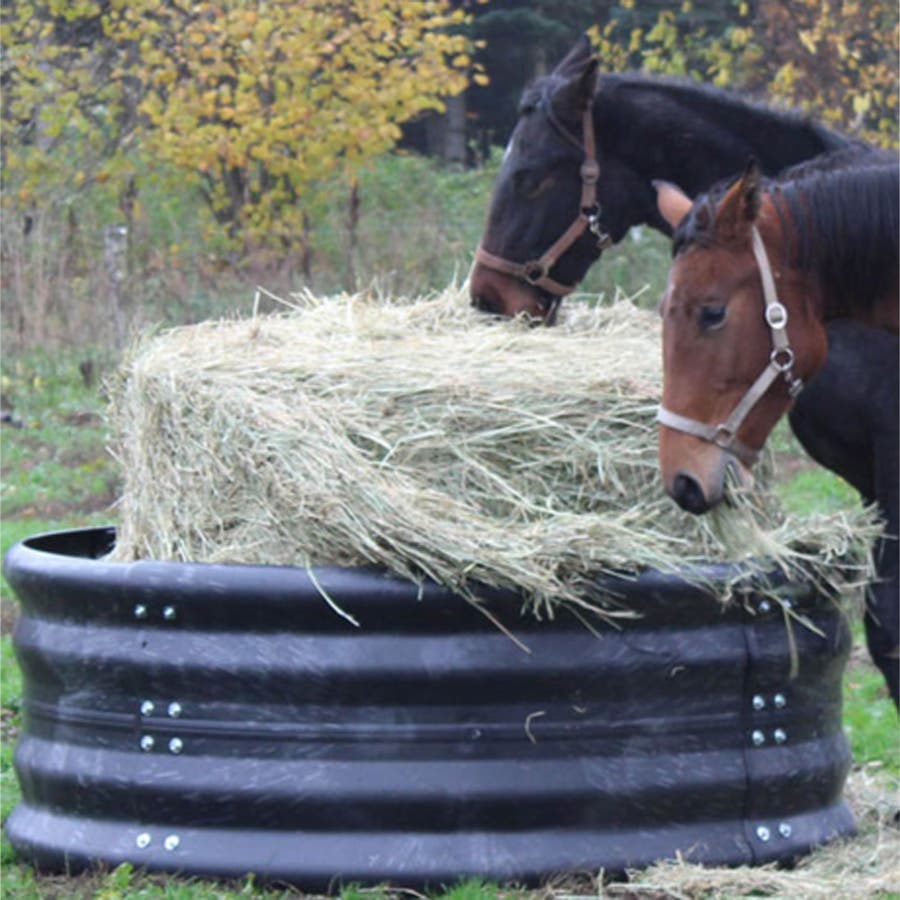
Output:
[{"xmin": 2, "ymin": 329, "xmax": 898, "ymax": 899}]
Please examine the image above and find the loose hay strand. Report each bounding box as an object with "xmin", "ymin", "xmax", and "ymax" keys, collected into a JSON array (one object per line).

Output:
[
  {"xmin": 107, "ymin": 284, "xmax": 879, "ymax": 619},
  {"xmin": 600, "ymin": 769, "xmax": 900, "ymax": 899}
]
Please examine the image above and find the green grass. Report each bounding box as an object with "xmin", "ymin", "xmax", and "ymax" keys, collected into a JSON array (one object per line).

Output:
[
  {"xmin": 844, "ymin": 647, "xmax": 900, "ymax": 769},
  {"xmin": 779, "ymin": 467, "xmax": 861, "ymax": 516},
  {"xmin": 1, "ymin": 338, "xmax": 897, "ymax": 898},
  {"xmin": 1, "ymin": 349, "xmax": 119, "ymax": 520},
  {"xmin": 0, "ymin": 866, "xmax": 515, "ymax": 900},
  {"xmin": 769, "ymin": 419, "xmax": 865, "ymax": 517}
]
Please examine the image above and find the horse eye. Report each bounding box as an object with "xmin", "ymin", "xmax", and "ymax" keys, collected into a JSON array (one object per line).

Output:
[
  {"xmin": 698, "ymin": 304, "xmax": 727, "ymax": 330},
  {"xmin": 512, "ymin": 170, "xmax": 553, "ymax": 199},
  {"xmin": 526, "ymin": 175, "xmax": 555, "ymax": 199}
]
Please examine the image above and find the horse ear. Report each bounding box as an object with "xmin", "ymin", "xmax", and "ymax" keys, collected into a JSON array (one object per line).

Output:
[
  {"xmin": 715, "ymin": 160, "xmax": 762, "ymax": 237},
  {"xmin": 553, "ymin": 34, "xmax": 596, "ymax": 77},
  {"xmin": 553, "ymin": 58, "xmax": 599, "ymax": 115},
  {"xmin": 654, "ymin": 180, "xmax": 693, "ymax": 230}
]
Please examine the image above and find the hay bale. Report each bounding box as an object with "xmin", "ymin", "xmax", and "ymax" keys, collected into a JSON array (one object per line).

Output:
[{"xmin": 108, "ymin": 285, "xmax": 876, "ymax": 617}]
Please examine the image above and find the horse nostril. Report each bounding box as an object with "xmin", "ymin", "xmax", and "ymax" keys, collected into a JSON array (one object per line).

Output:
[
  {"xmin": 472, "ymin": 293, "xmax": 499, "ymax": 314},
  {"xmin": 671, "ymin": 473, "xmax": 710, "ymax": 515}
]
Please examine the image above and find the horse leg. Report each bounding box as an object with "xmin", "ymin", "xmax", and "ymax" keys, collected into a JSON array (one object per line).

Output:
[{"xmin": 865, "ymin": 429, "xmax": 899, "ymax": 709}]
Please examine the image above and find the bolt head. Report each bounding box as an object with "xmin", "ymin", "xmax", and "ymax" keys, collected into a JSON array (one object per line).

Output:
[
  {"xmin": 756, "ymin": 825, "xmax": 771, "ymax": 842},
  {"xmin": 140, "ymin": 735, "xmax": 155, "ymax": 752},
  {"xmin": 164, "ymin": 834, "xmax": 180, "ymax": 851},
  {"xmin": 779, "ymin": 822, "xmax": 793, "ymax": 838},
  {"xmin": 752, "ymin": 695, "xmax": 766, "ymax": 711},
  {"xmin": 774, "ymin": 728, "xmax": 787, "ymax": 744},
  {"xmin": 168, "ymin": 737, "xmax": 184, "ymax": 754},
  {"xmin": 751, "ymin": 729, "xmax": 766, "ymax": 747},
  {"xmin": 134, "ymin": 604, "xmax": 148, "ymax": 620},
  {"xmin": 163, "ymin": 606, "xmax": 176, "ymax": 621},
  {"xmin": 136, "ymin": 832, "xmax": 152, "ymax": 849},
  {"xmin": 167, "ymin": 702, "xmax": 182, "ymax": 719},
  {"xmin": 758, "ymin": 600, "xmax": 772, "ymax": 613},
  {"xmin": 140, "ymin": 701, "xmax": 155, "ymax": 717},
  {"xmin": 774, "ymin": 693, "xmax": 787, "ymax": 708}
]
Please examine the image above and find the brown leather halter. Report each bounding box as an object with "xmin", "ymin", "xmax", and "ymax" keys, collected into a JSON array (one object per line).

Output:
[
  {"xmin": 657, "ymin": 226, "xmax": 805, "ymax": 467},
  {"xmin": 474, "ymin": 100, "xmax": 612, "ymax": 315}
]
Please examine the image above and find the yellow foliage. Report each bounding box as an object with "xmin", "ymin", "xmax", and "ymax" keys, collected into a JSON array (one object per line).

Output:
[
  {"xmin": 3, "ymin": 0, "xmax": 484, "ymax": 249},
  {"xmin": 590, "ymin": 0, "xmax": 897, "ymax": 149},
  {"xmin": 131, "ymin": 0, "xmax": 479, "ymax": 243},
  {"xmin": 751, "ymin": 0, "xmax": 898, "ymax": 147},
  {"xmin": 2, "ymin": 0, "xmax": 138, "ymax": 207}
]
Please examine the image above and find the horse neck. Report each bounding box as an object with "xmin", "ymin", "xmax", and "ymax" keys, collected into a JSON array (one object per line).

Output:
[{"xmin": 594, "ymin": 77, "xmax": 849, "ymax": 195}]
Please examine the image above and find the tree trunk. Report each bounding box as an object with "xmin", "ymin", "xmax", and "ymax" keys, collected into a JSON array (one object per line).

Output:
[
  {"xmin": 345, "ymin": 180, "xmax": 360, "ymax": 291},
  {"xmin": 443, "ymin": 94, "xmax": 467, "ymax": 168}
]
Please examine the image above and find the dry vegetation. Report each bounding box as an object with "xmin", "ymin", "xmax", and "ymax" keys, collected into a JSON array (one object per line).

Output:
[{"xmin": 108, "ymin": 286, "xmax": 879, "ymax": 620}]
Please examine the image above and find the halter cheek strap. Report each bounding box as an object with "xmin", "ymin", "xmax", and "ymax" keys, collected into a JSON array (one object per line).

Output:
[
  {"xmin": 474, "ymin": 103, "xmax": 612, "ymax": 302},
  {"xmin": 656, "ymin": 226, "xmax": 804, "ymax": 468}
]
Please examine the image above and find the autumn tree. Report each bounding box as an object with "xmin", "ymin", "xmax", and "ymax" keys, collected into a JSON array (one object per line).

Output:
[
  {"xmin": 589, "ymin": 0, "xmax": 897, "ymax": 148},
  {"xmin": 107, "ymin": 0, "xmax": 483, "ymax": 264},
  {"xmin": 748, "ymin": 0, "xmax": 898, "ymax": 146},
  {"xmin": 3, "ymin": 0, "xmax": 484, "ymax": 273},
  {"xmin": 1, "ymin": 1, "xmax": 139, "ymax": 207}
]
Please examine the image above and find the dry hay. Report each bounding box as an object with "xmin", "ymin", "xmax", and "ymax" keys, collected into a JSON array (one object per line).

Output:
[
  {"xmin": 108, "ymin": 284, "xmax": 879, "ymax": 619},
  {"xmin": 586, "ymin": 766, "xmax": 900, "ymax": 900}
]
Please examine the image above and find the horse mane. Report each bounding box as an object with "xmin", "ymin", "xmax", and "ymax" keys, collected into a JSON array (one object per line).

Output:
[
  {"xmin": 594, "ymin": 73, "xmax": 851, "ymax": 160},
  {"xmin": 775, "ymin": 161, "xmax": 899, "ymax": 315},
  {"xmin": 520, "ymin": 69, "xmax": 855, "ymax": 187},
  {"xmin": 673, "ymin": 154, "xmax": 899, "ymax": 316}
]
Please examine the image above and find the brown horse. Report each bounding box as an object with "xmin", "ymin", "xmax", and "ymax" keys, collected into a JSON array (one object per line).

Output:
[
  {"xmin": 655, "ymin": 161, "xmax": 898, "ymax": 513},
  {"xmin": 655, "ymin": 160, "xmax": 900, "ymax": 707}
]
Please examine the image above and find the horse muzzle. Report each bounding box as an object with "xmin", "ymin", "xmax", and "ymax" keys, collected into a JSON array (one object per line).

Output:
[
  {"xmin": 469, "ymin": 264, "xmax": 560, "ymax": 324},
  {"xmin": 660, "ymin": 434, "xmax": 754, "ymax": 515}
]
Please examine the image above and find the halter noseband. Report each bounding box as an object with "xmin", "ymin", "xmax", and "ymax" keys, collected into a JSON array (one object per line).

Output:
[
  {"xmin": 656, "ymin": 226, "xmax": 804, "ymax": 468},
  {"xmin": 474, "ymin": 100, "xmax": 612, "ymax": 314}
]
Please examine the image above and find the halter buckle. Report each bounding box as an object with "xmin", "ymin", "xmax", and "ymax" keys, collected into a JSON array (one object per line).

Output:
[
  {"xmin": 765, "ymin": 302, "xmax": 788, "ymax": 329},
  {"xmin": 580, "ymin": 160, "xmax": 599, "ymax": 184},
  {"xmin": 770, "ymin": 346, "xmax": 795, "ymax": 372},
  {"xmin": 524, "ymin": 261, "xmax": 547, "ymax": 285},
  {"xmin": 714, "ymin": 424, "xmax": 735, "ymax": 448},
  {"xmin": 587, "ymin": 207, "xmax": 612, "ymax": 249}
]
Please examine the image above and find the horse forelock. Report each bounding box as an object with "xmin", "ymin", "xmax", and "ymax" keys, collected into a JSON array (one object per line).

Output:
[
  {"xmin": 671, "ymin": 185, "xmax": 734, "ymax": 257},
  {"xmin": 518, "ymin": 73, "xmax": 572, "ymax": 118},
  {"xmin": 517, "ymin": 83, "xmax": 546, "ymax": 116}
]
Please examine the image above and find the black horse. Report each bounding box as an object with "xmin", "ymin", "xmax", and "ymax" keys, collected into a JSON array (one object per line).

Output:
[
  {"xmin": 470, "ymin": 35, "xmax": 898, "ymax": 706},
  {"xmin": 469, "ymin": 34, "xmax": 870, "ymax": 321},
  {"xmin": 779, "ymin": 152, "xmax": 897, "ymax": 708},
  {"xmin": 790, "ymin": 322, "xmax": 898, "ymax": 706}
]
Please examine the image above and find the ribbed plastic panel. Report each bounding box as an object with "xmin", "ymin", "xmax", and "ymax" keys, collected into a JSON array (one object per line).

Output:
[{"xmin": 4, "ymin": 527, "xmax": 854, "ymax": 889}]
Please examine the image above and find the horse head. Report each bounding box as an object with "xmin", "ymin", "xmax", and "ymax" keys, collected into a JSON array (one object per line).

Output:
[
  {"xmin": 469, "ymin": 36, "xmax": 646, "ymax": 323},
  {"xmin": 655, "ymin": 163, "xmax": 829, "ymax": 514}
]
